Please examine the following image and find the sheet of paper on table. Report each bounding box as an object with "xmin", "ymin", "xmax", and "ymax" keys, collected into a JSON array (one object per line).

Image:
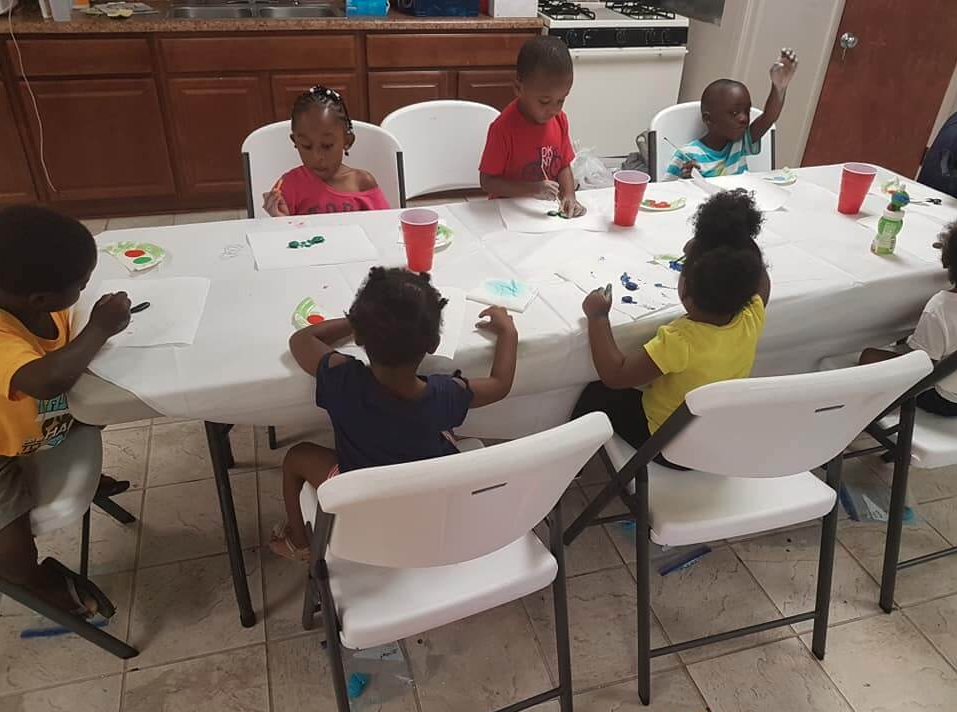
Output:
[
  {"xmin": 77, "ymin": 277, "xmax": 210, "ymax": 347},
  {"xmin": 691, "ymin": 169, "xmax": 790, "ymax": 212},
  {"xmin": 246, "ymin": 225, "xmax": 378, "ymax": 270},
  {"xmin": 497, "ymin": 197, "xmax": 610, "ymax": 233},
  {"xmin": 467, "ymin": 278, "xmax": 540, "ymax": 312},
  {"xmin": 555, "ymin": 254, "xmax": 680, "ymax": 319}
]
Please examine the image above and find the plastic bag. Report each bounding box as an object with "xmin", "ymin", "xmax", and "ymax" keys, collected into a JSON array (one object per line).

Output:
[{"xmin": 572, "ymin": 145, "xmax": 615, "ymax": 190}]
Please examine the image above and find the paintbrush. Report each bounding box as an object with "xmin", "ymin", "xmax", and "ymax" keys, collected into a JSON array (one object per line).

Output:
[{"xmin": 663, "ymin": 136, "xmax": 691, "ymax": 163}]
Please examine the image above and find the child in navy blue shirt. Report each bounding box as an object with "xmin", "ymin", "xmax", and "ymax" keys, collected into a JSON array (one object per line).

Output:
[{"xmin": 270, "ymin": 266, "xmax": 519, "ymax": 560}]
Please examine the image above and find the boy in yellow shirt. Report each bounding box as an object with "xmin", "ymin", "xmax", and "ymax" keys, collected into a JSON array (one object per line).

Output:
[
  {"xmin": 573, "ymin": 192, "xmax": 770, "ymax": 468},
  {"xmin": 0, "ymin": 206, "xmax": 131, "ymax": 619}
]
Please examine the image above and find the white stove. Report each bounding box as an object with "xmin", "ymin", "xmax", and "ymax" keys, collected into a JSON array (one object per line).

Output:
[{"xmin": 539, "ymin": 2, "xmax": 689, "ymax": 156}]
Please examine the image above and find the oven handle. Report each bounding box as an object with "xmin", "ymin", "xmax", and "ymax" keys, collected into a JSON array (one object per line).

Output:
[{"xmin": 569, "ymin": 46, "xmax": 689, "ymax": 59}]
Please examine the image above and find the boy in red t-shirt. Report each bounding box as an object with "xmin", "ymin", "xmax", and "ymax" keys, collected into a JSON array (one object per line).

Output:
[{"xmin": 479, "ymin": 36, "xmax": 585, "ymax": 218}]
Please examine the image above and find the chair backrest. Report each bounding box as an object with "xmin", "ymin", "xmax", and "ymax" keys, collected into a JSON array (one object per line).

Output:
[
  {"xmin": 241, "ymin": 120, "xmax": 405, "ymax": 218},
  {"xmin": 317, "ymin": 412, "xmax": 613, "ymax": 568},
  {"xmin": 661, "ymin": 351, "xmax": 933, "ymax": 476},
  {"xmin": 381, "ymin": 100, "xmax": 499, "ymax": 199},
  {"xmin": 648, "ymin": 101, "xmax": 775, "ymax": 182}
]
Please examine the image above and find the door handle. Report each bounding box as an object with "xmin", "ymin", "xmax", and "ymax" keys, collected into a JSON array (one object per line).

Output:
[{"xmin": 840, "ymin": 32, "xmax": 858, "ymax": 61}]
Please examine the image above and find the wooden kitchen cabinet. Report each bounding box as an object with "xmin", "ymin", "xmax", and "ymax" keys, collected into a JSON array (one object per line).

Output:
[
  {"xmin": 271, "ymin": 73, "xmax": 365, "ymax": 122},
  {"xmin": 368, "ymin": 71, "xmax": 452, "ymax": 124},
  {"xmin": 0, "ymin": 81, "xmax": 36, "ymax": 205},
  {"xmin": 16, "ymin": 78, "xmax": 174, "ymax": 202},
  {"xmin": 166, "ymin": 76, "xmax": 270, "ymax": 196},
  {"xmin": 457, "ymin": 69, "xmax": 516, "ymax": 110}
]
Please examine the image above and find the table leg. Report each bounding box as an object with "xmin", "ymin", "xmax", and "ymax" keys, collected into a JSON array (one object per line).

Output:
[{"xmin": 204, "ymin": 421, "xmax": 256, "ymax": 628}]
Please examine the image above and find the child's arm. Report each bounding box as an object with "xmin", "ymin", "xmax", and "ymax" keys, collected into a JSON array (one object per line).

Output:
[
  {"xmin": 288, "ymin": 318, "xmax": 353, "ymax": 376},
  {"xmin": 11, "ymin": 292, "xmax": 131, "ymax": 400},
  {"xmin": 466, "ymin": 306, "xmax": 518, "ymax": 408},
  {"xmin": 749, "ymin": 48, "xmax": 798, "ymax": 144},
  {"xmin": 480, "ymin": 173, "xmax": 561, "ymax": 201},
  {"xmin": 556, "ymin": 165, "xmax": 586, "ymax": 218},
  {"xmin": 583, "ymin": 289, "xmax": 662, "ymax": 390}
]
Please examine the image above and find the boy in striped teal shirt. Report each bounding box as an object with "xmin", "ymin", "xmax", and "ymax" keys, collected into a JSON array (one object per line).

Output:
[{"xmin": 665, "ymin": 48, "xmax": 798, "ymax": 181}]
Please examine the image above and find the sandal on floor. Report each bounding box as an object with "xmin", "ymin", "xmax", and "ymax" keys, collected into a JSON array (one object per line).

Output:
[
  {"xmin": 95, "ymin": 476, "xmax": 131, "ymax": 498},
  {"xmin": 269, "ymin": 523, "xmax": 311, "ymax": 562},
  {"xmin": 41, "ymin": 557, "xmax": 116, "ymax": 619}
]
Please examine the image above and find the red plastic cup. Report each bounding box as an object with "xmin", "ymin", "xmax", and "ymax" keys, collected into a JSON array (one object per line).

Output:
[
  {"xmin": 400, "ymin": 208, "xmax": 439, "ymax": 273},
  {"xmin": 614, "ymin": 170, "xmax": 651, "ymax": 227},
  {"xmin": 838, "ymin": 162, "xmax": 878, "ymax": 214}
]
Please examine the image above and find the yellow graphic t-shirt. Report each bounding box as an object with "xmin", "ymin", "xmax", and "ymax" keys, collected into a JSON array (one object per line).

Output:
[
  {"xmin": 642, "ymin": 296, "xmax": 766, "ymax": 432},
  {"xmin": 0, "ymin": 309, "xmax": 74, "ymax": 456}
]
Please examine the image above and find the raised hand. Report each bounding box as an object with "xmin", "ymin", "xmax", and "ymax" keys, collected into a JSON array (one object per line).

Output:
[{"xmin": 770, "ymin": 47, "xmax": 798, "ymax": 92}]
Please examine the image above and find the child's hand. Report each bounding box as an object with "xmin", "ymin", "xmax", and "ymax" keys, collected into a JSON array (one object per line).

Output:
[
  {"xmin": 680, "ymin": 160, "xmax": 701, "ymax": 179},
  {"xmin": 476, "ymin": 306, "xmax": 516, "ymax": 336},
  {"xmin": 89, "ymin": 292, "xmax": 131, "ymax": 337},
  {"xmin": 533, "ymin": 180, "xmax": 561, "ymax": 202},
  {"xmin": 582, "ymin": 286, "xmax": 612, "ymax": 319},
  {"xmin": 561, "ymin": 195, "xmax": 586, "ymax": 218},
  {"xmin": 770, "ymin": 47, "xmax": 798, "ymax": 92},
  {"xmin": 262, "ymin": 179, "xmax": 289, "ymax": 217}
]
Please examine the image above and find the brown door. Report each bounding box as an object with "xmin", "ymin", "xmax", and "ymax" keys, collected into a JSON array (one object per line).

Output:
[
  {"xmin": 17, "ymin": 78, "xmax": 175, "ymax": 202},
  {"xmin": 271, "ymin": 73, "xmax": 365, "ymax": 122},
  {"xmin": 458, "ymin": 69, "xmax": 516, "ymax": 111},
  {"xmin": 802, "ymin": 0, "xmax": 957, "ymax": 176},
  {"xmin": 166, "ymin": 76, "xmax": 270, "ymax": 196},
  {"xmin": 0, "ymin": 81, "xmax": 36, "ymax": 205},
  {"xmin": 368, "ymin": 71, "xmax": 452, "ymax": 124}
]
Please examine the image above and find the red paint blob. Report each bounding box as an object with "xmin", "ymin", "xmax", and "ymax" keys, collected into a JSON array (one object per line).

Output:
[
  {"xmin": 306, "ymin": 314, "xmax": 325, "ymax": 325},
  {"xmin": 124, "ymin": 249, "xmax": 146, "ymax": 258}
]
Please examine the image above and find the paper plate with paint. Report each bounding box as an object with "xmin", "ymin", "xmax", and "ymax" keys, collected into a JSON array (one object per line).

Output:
[
  {"xmin": 762, "ymin": 167, "xmax": 797, "ymax": 186},
  {"xmin": 104, "ymin": 241, "xmax": 166, "ymax": 271},
  {"xmin": 640, "ymin": 196, "xmax": 687, "ymax": 212},
  {"xmin": 292, "ymin": 297, "xmax": 327, "ymax": 329},
  {"xmin": 397, "ymin": 223, "xmax": 453, "ymax": 250}
]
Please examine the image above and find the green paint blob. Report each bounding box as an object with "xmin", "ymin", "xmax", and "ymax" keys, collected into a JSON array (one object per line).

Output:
[{"xmin": 132, "ymin": 256, "xmax": 152, "ymax": 264}]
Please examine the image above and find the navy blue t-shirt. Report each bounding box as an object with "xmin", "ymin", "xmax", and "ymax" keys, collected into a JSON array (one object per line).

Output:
[
  {"xmin": 315, "ymin": 352, "xmax": 473, "ymax": 473},
  {"xmin": 918, "ymin": 112, "xmax": 957, "ymax": 198}
]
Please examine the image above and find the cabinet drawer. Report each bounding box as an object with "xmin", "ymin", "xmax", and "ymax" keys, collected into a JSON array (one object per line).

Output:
[
  {"xmin": 367, "ymin": 33, "xmax": 535, "ymax": 69},
  {"xmin": 161, "ymin": 36, "xmax": 358, "ymax": 74},
  {"xmin": 271, "ymin": 73, "xmax": 364, "ymax": 122},
  {"xmin": 368, "ymin": 71, "xmax": 452, "ymax": 124},
  {"xmin": 458, "ymin": 69, "xmax": 515, "ymax": 111},
  {"xmin": 5, "ymin": 38, "xmax": 152, "ymax": 77}
]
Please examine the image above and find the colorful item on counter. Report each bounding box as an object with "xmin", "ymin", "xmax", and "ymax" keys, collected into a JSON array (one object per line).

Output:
[
  {"xmin": 103, "ymin": 241, "xmax": 166, "ymax": 271},
  {"xmin": 293, "ymin": 297, "xmax": 327, "ymax": 329},
  {"xmin": 640, "ymin": 196, "xmax": 687, "ymax": 212},
  {"xmin": 762, "ymin": 167, "xmax": 797, "ymax": 186}
]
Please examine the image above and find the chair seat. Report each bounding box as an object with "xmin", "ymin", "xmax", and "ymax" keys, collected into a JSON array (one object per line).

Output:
[
  {"xmin": 327, "ymin": 533, "xmax": 556, "ymax": 650},
  {"xmin": 604, "ymin": 434, "xmax": 836, "ymax": 546},
  {"xmin": 878, "ymin": 409, "xmax": 957, "ymax": 470}
]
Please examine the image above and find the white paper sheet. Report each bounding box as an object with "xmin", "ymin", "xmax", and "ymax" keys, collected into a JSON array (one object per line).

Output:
[
  {"xmin": 555, "ymin": 254, "xmax": 680, "ymax": 319},
  {"xmin": 435, "ymin": 286, "xmax": 466, "ymax": 359},
  {"xmin": 497, "ymin": 198, "xmax": 610, "ymax": 233},
  {"xmin": 246, "ymin": 225, "xmax": 379, "ymax": 270},
  {"xmin": 856, "ymin": 212, "xmax": 947, "ymax": 264},
  {"xmin": 691, "ymin": 170, "xmax": 790, "ymax": 212},
  {"xmin": 466, "ymin": 278, "xmax": 540, "ymax": 312},
  {"xmin": 78, "ymin": 277, "xmax": 210, "ymax": 347}
]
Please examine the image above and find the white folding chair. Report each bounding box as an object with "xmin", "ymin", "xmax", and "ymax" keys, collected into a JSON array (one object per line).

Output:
[
  {"xmin": 648, "ymin": 101, "xmax": 776, "ymax": 182},
  {"xmin": 299, "ymin": 413, "xmax": 614, "ymax": 712},
  {"xmin": 0, "ymin": 425, "xmax": 139, "ymax": 659},
  {"xmin": 564, "ymin": 352, "xmax": 932, "ymax": 705},
  {"xmin": 241, "ymin": 119, "xmax": 405, "ymax": 218},
  {"xmin": 381, "ymin": 100, "xmax": 499, "ymax": 199}
]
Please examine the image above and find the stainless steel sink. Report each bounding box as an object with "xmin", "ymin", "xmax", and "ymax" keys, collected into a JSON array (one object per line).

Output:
[
  {"xmin": 170, "ymin": 5, "xmax": 254, "ymax": 17},
  {"xmin": 170, "ymin": 2, "xmax": 343, "ymax": 18},
  {"xmin": 258, "ymin": 4, "xmax": 342, "ymax": 16}
]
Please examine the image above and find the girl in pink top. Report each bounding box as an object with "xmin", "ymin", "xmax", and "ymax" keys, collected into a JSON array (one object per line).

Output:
[{"xmin": 263, "ymin": 86, "xmax": 390, "ymax": 216}]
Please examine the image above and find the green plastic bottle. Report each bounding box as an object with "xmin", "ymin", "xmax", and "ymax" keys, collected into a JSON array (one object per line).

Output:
[{"xmin": 871, "ymin": 189, "xmax": 910, "ymax": 256}]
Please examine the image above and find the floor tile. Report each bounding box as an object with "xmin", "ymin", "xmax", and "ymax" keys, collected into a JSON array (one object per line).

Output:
[
  {"xmin": 268, "ymin": 634, "xmax": 418, "ymax": 712},
  {"xmin": 905, "ymin": 592, "xmax": 957, "ymax": 669},
  {"xmin": 524, "ymin": 566, "xmax": 677, "ymax": 692},
  {"xmin": 173, "ymin": 210, "xmax": 245, "ymax": 225},
  {"xmin": 578, "ymin": 483, "xmax": 639, "ymax": 564},
  {"xmin": 138, "ymin": 472, "xmax": 259, "ymax": 567},
  {"xmin": 805, "ymin": 614, "xmax": 957, "ymax": 712},
  {"xmin": 262, "ymin": 551, "xmax": 311, "ymax": 640},
  {"xmin": 0, "ymin": 674, "xmax": 122, "ymax": 712},
  {"xmin": 535, "ymin": 487, "xmax": 623, "ymax": 577},
  {"xmin": 0, "ymin": 572, "xmax": 132, "ymax": 695},
  {"xmin": 148, "ymin": 421, "xmax": 254, "ymax": 487},
  {"xmin": 733, "ymin": 525, "xmax": 880, "ymax": 633},
  {"xmin": 689, "ymin": 638, "xmax": 852, "ymax": 712},
  {"xmin": 407, "ymin": 601, "xmax": 552, "ymax": 712},
  {"xmin": 104, "ymin": 419, "xmax": 153, "ymax": 431},
  {"xmin": 81, "ymin": 218, "xmax": 109, "ymax": 236},
  {"xmin": 637, "ymin": 546, "xmax": 790, "ymax": 664},
  {"xmin": 919, "ymin": 496, "xmax": 957, "ymax": 543},
  {"xmin": 573, "ymin": 669, "xmax": 708, "ymax": 711},
  {"xmin": 106, "ymin": 215, "xmax": 175, "ymax": 230},
  {"xmin": 576, "ymin": 453, "xmax": 611, "ymax": 486},
  {"xmin": 869, "ymin": 457, "xmax": 957, "ymax": 505},
  {"xmin": 123, "ymin": 645, "xmax": 268, "ymax": 712},
  {"xmin": 837, "ymin": 514, "xmax": 957, "ymax": 607},
  {"xmin": 35, "ymin": 490, "xmax": 143, "ymax": 575},
  {"xmin": 128, "ymin": 551, "xmax": 264, "ymax": 668},
  {"xmin": 254, "ymin": 424, "xmax": 333, "ymax": 471},
  {"xmin": 257, "ymin": 468, "xmax": 285, "ymax": 547},
  {"xmin": 102, "ymin": 426, "xmax": 150, "ymax": 490}
]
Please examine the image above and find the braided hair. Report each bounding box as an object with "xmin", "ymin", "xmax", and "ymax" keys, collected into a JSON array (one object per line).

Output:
[
  {"xmin": 347, "ymin": 267, "xmax": 448, "ymax": 366},
  {"xmin": 291, "ymin": 85, "xmax": 354, "ymax": 136}
]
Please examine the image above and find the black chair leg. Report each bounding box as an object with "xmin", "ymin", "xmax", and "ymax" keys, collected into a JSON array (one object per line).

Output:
[
  {"xmin": 812, "ymin": 456, "xmax": 842, "ymax": 659},
  {"xmin": 93, "ymin": 496, "xmax": 136, "ymax": 525},
  {"xmin": 549, "ymin": 506, "xmax": 573, "ymax": 712},
  {"xmin": 319, "ymin": 578, "xmax": 351, "ymax": 712},
  {"xmin": 880, "ymin": 399, "xmax": 916, "ymax": 613},
  {"xmin": 634, "ymin": 465, "xmax": 651, "ymax": 706},
  {"xmin": 80, "ymin": 510, "xmax": 91, "ymax": 579},
  {"xmin": 268, "ymin": 426, "xmax": 279, "ymax": 451},
  {"xmin": 301, "ymin": 573, "xmax": 318, "ymax": 631}
]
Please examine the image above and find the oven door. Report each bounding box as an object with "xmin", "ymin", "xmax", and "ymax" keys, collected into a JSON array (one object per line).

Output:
[{"xmin": 563, "ymin": 46, "xmax": 688, "ymax": 158}]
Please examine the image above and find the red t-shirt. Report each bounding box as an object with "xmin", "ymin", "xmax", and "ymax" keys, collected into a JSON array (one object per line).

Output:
[
  {"xmin": 279, "ymin": 166, "xmax": 391, "ymax": 215},
  {"xmin": 479, "ymin": 99, "xmax": 576, "ymax": 183}
]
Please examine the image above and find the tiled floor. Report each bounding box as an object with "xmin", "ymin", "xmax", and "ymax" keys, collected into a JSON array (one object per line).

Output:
[{"xmin": 3, "ymin": 208, "xmax": 957, "ymax": 711}]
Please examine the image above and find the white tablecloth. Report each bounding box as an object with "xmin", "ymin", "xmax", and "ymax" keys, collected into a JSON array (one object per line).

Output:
[{"xmin": 71, "ymin": 165, "xmax": 957, "ymax": 439}]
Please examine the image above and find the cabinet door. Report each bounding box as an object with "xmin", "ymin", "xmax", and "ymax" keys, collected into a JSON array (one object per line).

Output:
[
  {"xmin": 17, "ymin": 78, "xmax": 174, "ymax": 201},
  {"xmin": 166, "ymin": 76, "xmax": 270, "ymax": 196},
  {"xmin": 0, "ymin": 81, "xmax": 36, "ymax": 205},
  {"xmin": 368, "ymin": 71, "xmax": 452, "ymax": 124},
  {"xmin": 271, "ymin": 73, "xmax": 364, "ymax": 122},
  {"xmin": 457, "ymin": 69, "xmax": 515, "ymax": 111}
]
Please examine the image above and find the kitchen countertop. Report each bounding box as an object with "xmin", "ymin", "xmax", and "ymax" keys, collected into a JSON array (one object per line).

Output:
[{"xmin": 5, "ymin": 2, "xmax": 543, "ymax": 33}]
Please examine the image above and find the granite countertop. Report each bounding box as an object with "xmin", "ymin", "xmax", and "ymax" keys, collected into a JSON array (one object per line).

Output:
[{"xmin": 6, "ymin": 1, "xmax": 543, "ymax": 33}]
